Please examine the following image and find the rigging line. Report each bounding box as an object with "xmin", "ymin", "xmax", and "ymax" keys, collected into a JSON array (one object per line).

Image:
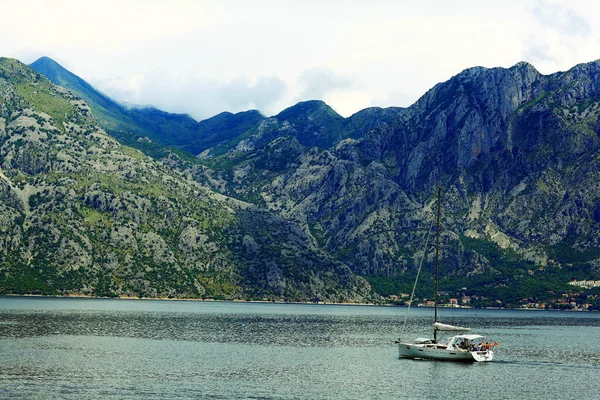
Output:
[{"xmin": 399, "ymin": 217, "xmax": 435, "ymax": 337}]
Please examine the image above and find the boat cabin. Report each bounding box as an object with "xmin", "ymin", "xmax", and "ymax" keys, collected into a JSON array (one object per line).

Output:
[{"xmin": 447, "ymin": 334, "xmax": 489, "ymax": 351}]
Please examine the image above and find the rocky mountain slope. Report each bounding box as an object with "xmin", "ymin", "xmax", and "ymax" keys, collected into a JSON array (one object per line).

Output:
[
  {"xmin": 200, "ymin": 61, "xmax": 600, "ymax": 302},
  {"xmin": 26, "ymin": 56, "xmax": 600, "ymax": 305},
  {"xmin": 200, "ymin": 100, "xmax": 402, "ymax": 157},
  {"xmin": 0, "ymin": 58, "xmax": 371, "ymax": 302}
]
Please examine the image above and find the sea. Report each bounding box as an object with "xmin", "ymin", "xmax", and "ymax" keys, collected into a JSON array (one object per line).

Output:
[{"xmin": 0, "ymin": 297, "xmax": 599, "ymax": 400}]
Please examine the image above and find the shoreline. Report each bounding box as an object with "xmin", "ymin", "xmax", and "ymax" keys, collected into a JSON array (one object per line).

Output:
[
  {"xmin": 1, "ymin": 293, "xmax": 381, "ymax": 307},
  {"xmin": 1, "ymin": 293, "xmax": 597, "ymax": 311}
]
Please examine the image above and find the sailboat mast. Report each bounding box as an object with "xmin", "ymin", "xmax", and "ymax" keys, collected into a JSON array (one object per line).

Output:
[{"xmin": 434, "ymin": 187, "xmax": 441, "ymax": 343}]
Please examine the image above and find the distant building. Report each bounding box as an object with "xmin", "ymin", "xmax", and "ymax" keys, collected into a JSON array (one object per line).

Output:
[{"xmin": 568, "ymin": 280, "xmax": 600, "ymax": 289}]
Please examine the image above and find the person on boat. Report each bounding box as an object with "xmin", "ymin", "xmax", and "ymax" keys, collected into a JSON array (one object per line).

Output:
[{"xmin": 485, "ymin": 342, "xmax": 491, "ymax": 351}]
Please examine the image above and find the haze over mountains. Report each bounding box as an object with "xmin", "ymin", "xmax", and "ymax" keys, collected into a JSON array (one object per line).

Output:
[
  {"xmin": 1, "ymin": 55, "xmax": 598, "ymax": 305},
  {"xmin": 30, "ymin": 57, "xmax": 402, "ymax": 156}
]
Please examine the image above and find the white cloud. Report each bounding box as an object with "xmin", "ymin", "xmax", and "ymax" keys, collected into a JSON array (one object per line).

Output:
[
  {"xmin": 2, "ymin": 0, "xmax": 600, "ymax": 120},
  {"xmin": 532, "ymin": 0, "xmax": 590, "ymax": 37},
  {"xmin": 95, "ymin": 71, "xmax": 287, "ymax": 120},
  {"xmin": 519, "ymin": 0, "xmax": 600, "ymax": 74}
]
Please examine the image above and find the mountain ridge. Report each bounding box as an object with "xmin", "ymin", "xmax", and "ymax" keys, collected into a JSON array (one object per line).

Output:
[
  {"xmin": 19, "ymin": 55, "xmax": 600, "ymax": 307},
  {"xmin": 0, "ymin": 57, "xmax": 371, "ymax": 302},
  {"xmin": 194, "ymin": 58, "xmax": 600, "ymax": 307},
  {"xmin": 30, "ymin": 57, "xmax": 404, "ymax": 156}
]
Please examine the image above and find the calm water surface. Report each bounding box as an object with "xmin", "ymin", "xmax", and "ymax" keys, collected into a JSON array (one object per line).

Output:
[{"xmin": 1, "ymin": 297, "xmax": 599, "ymax": 399}]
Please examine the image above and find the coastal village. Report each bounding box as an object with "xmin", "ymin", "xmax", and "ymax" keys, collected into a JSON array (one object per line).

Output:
[{"xmin": 388, "ymin": 280, "xmax": 600, "ymax": 311}]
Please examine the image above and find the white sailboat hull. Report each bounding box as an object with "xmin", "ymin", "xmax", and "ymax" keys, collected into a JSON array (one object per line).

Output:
[
  {"xmin": 398, "ymin": 342, "xmax": 494, "ymax": 362},
  {"xmin": 396, "ymin": 190, "xmax": 497, "ymax": 363}
]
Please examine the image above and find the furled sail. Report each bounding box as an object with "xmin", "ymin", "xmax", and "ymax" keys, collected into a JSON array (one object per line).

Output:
[{"xmin": 433, "ymin": 322, "xmax": 471, "ymax": 332}]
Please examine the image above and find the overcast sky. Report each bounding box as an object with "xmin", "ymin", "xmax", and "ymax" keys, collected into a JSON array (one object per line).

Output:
[{"xmin": 1, "ymin": 0, "xmax": 599, "ymax": 121}]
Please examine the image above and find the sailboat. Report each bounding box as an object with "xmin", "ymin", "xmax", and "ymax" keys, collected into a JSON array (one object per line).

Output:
[{"xmin": 396, "ymin": 188, "xmax": 495, "ymax": 362}]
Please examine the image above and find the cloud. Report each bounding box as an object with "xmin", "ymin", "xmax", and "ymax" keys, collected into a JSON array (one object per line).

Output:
[
  {"xmin": 218, "ymin": 75, "xmax": 288, "ymax": 112},
  {"xmin": 6, "ymin": 1, "xmax": 600, "ymax": 120},
  {"xmin": 532, "ymin": 1, "xmax": 591, "ymax": 37},
  {"xmin": 521, "ymin": 36, "xmax": 556, "ymax": 64},
  {"xmin": 298, "ymin": 67, "xmax": 355, "ymax": 100},
  {"xmin": 93, "ymin": 73, "xmax": 287, "ymax": 121},
  {"xmin": 521, "ymin": 1, "xmax": 597, "ymax": 73}
]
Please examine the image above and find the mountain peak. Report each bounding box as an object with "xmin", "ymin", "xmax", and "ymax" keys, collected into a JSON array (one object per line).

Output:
[
  {"xmin": 452, "ymin": 62, "xmax": 541, "ymax": 82},
  {"xmin": 30, "ymin": 56, "xmax": 87, "ymax": 87},
  {"xmin": 509, "ymin": 61, "xmax": 540, "ymax": 75},
  {"xmin": 276, "ymin": 100, "xmax": 342, "ymax": 122},
  {"xmin": 31, "ymin": 56, "xmax": 60, "ymax": 66},
  {"xmin": 30, "ymin": 56, "xmax": 72, "ymax": 77},
  {"xmin": 511, "ymin": 60, "xmax": 534, "ymax": 69}
]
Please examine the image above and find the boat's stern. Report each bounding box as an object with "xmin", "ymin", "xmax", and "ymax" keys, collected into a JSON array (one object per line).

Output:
[{"xmin": 471, "ymin": 350, "xmax": 494, "ymax": 362}]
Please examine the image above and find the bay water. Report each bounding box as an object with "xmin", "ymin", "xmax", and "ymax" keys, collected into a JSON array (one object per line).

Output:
[{"xmin": 1, "ymin": 297, "xmax": 599, "ymax": 399}]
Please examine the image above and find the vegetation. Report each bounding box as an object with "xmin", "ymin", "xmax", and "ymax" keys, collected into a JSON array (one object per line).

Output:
[
  {"xmin": 364, "ymin": 236, "xmax": 599, "ymax": 308},
  {"xmin": 0, "ymin": 58, "xmax": 371, "ymax": 303},
  {"xmin": 4, "ymin": 56, "xmax": 600, "ymax": 308}
]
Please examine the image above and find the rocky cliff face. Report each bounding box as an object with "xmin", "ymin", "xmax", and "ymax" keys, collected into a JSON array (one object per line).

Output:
[
  {"xmin": 25, "ymin": 55, "xmax": 600, "ymax": 299},
  {"xmin": 198, "ymin": 100, "xmax": 402, "ymax": 157},
  {"xmin": 202, "ymin": 60, "xmax": 600, "ymax": 282},
  {"xmin": 0, "ymin": 58, "xmax": 371, "ymax": 302}
]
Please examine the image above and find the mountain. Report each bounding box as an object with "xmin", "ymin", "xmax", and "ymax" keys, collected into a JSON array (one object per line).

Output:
[
  {"xmin": 200, "ymin": 60, "xmax": 600, "ymax": 305},
  {"xmin": 25, "ymin": 55, "xmax": 600, "ymax": 307},
  {"xmin": 187, "ymin": 110, "xmax": 265, "ymax": 156},
  {"xmin": 31, "ymin": 57, "xmax": 402, "ymax": 158},
  {"xmin": 0, "ymin": 57, "xmax": 371, "ymax": 302},
  {"xmin": 29, "ymin": 56, "xmax": 131, "ymax": 131},
  {"xmin": 29, "ymin": 57, "xmax": 204, "ymax": 152},
  {"xmin": 198, "ymin": 100, "xmax": 403, "ymax": 157}
]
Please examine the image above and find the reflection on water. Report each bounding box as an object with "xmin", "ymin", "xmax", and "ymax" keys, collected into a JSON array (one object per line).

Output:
[{"xmin": 1, "ymin": 297, "xmax": 599, "ymax": 399}]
